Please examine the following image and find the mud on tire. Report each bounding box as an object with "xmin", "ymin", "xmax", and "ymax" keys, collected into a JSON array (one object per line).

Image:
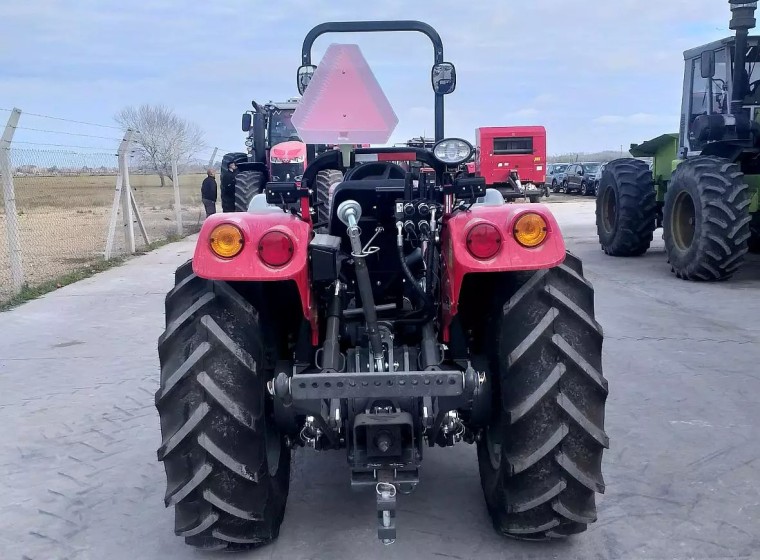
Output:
[
  {"xmin": 477, "ymin": 252, "xmax": 608, "ymax": 540},
  {"xmin": 235, "ymin": 170, "xmax": 265, "ymax": 212},
  {"xmin": 596, "ymin": 158, "xmax": 657, "ymax": 256},
  {"xmin": 155, "ymin": 261, "xmax": 290, "ymax": 550},
  {"xmin": 663, "ymin": 156, "xmax": 751, "ymax": 281}
]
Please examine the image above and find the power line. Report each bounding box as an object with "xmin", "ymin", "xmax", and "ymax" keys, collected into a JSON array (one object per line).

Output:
[
  {"xmin": 0, "ymin": 108, "xmax": 122, "ymax": 130},
  {"xmin": 15, "ymin": 127, "xmax": 121, "ymax": 141},
  {"xmin": 13, "ymin": 141, "xmax": 118, "ymax": 150}
]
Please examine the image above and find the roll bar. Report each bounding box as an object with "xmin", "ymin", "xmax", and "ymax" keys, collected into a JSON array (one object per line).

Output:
[{"xmin": 301, "ymin": 21, "xmax": 446, "ymax": 141}]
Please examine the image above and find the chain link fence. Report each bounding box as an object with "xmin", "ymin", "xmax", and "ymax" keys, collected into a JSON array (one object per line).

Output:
[{"xmin": 0, "ymin": 147, "xmax": 210, "ymax": 305}]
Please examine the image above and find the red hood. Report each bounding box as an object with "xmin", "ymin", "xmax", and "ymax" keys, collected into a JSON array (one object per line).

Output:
[{"xmin": 271, "ymin": 141, "xmax": 306, "ymax": 161}]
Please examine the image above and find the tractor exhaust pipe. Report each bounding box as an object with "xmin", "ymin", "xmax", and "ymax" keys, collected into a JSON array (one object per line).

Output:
[{"xmin": 730, "ymin": 1, "xmax": 758, "ymax": 111}]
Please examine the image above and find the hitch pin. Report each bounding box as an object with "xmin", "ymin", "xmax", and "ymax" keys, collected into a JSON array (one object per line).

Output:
[
  {"xmin": 376, "ymin": 482, "xmax": 397, "ymax": 545},
  {"xmin": 361, "ymin": 226, "xmax": 384, "ymax": 255}
]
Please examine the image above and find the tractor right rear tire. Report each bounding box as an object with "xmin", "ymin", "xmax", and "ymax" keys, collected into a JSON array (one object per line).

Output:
[
  {"xmin": 315, "ymin": 170, "xmax": 343, "ymax": 228},
  {"xmin": 663, "ymin": 156, "xmax": 751, "ymax": 281},
  {"xmin": 235, "ymin": 170, "xmax": 265, "ymax": 212},
  {"xmin": 477, "ymin": 252, "xmax": 608, "ymax": 540},
  {"xmin": 596, "ymin": 158, "xmax": 657, "ymax": 256},
  {"xmin": 155, "ymin": 261, "xmax": 290, "ymax": 551}
]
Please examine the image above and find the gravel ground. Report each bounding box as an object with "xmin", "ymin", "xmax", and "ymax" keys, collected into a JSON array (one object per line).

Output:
[{"xmin": 1, "ymin": 199, "xmax": 759, "ymax": 560}]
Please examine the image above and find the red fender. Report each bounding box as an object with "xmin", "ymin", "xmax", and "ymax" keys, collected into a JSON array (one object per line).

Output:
[
  {"xmin": 440, "ymin": 203, "xmax": 566, "ymax": 341},
  {"xmin": 192, "ymin": 212, "xmax": 317, "ymax": 343}
]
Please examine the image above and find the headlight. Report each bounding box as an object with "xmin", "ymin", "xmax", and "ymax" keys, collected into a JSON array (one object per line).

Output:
[
  {"xmin": 433, "ymin": 138, "xmax": 473, "ymax": 165},
  {"xmin": 291, "ymin": 156, "xmax": 304, "ymax": 164},
  {"xmin": 270, "ymin": 156, "xmax": 282, "ymax": 163}
]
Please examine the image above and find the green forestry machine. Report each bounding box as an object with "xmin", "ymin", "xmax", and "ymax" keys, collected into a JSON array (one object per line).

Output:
[{"xmin": 596, "ymin": 0, "xmax": 760, "ymax": 280}]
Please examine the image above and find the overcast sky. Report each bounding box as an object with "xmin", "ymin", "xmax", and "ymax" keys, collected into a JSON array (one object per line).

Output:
[{"xmin": 0, "ymin": 0, "xmax": 734, "ymax": 159}]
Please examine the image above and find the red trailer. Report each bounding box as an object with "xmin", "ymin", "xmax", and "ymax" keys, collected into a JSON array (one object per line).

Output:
[{"xmin": 472, "ymin": 126, "xmax": 548, "ymax": 203}]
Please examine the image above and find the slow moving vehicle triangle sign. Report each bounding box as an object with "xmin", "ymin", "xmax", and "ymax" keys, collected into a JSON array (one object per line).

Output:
[{"xmin": 291, "ymin": 43, "xmax": 399, "ymax": 145}]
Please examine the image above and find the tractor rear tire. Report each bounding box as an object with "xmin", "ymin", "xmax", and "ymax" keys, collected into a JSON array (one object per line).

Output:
[
  {"xmin": 235, "ymin": 170, "xmax": 265, "ymax": 212},
  {"xmin": 663, "ymin": 156, "xmax": 751, "ymax": 281},
  {"xmin": 477, "ymin": 252, "xmax": 608, "ymax": 540},
  {"xmin": 596, "ymin": 158, "xmax": 656, "ymax": 256},
  {"xmin": 155, "ymin": 261, "xmax": 290, "ymax": 551},
  {"xmin": 315, "ymin": 170, "xmax": 343, "ymax": 228}
]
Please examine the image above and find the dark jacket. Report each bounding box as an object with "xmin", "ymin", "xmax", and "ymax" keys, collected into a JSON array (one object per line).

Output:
[
  {"xmin": 201, "ymin": 176, "xmax": 217, "ymax": 201},
  {"xmin": 221, "ymin": 169, "xmax": 237, "ymax": 212}
]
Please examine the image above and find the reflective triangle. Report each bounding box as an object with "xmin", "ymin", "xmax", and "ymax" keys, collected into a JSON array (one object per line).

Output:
[{"xmin": 291, "ymin": 43, "xmax": 399, "ymax": 145}]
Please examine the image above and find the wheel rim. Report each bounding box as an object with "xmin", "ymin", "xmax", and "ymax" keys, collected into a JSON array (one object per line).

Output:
[
  {"xmin": 582, "ymin": 184, "xmax": 587, "ymax": 195},
  {"xmin": 485, "ymin": 424, "xmax": 502, "ymax": 470},
  {"xmin": 672, "ymin": 190, "xmax": 696, "ymax": 250},
  {"xmin": 601, "ymin": 185, "xmax": 617, "ymax": 233},
  {"xmin": 264, "ymin": 415, "xmax": 282, "ymax": 476}
]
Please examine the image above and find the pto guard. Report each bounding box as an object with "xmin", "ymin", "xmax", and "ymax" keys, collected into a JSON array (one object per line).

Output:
[
  {"xmin": 441, "ymin": 203, "xmax": 566, "ymax": 339},
  {"xmin": 192, "ymin": 211, "xmax": 313, "ymax": 333}
]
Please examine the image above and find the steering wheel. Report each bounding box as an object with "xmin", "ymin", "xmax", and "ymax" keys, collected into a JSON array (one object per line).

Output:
[{"xmin": 749, "ymin": 79, "xmax": 760, "ymax": 96}]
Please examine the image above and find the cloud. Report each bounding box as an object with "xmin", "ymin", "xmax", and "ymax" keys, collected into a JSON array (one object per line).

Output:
[{"xmin": 0, "ymin": 0, "xmax": 735, "ymax": 154}]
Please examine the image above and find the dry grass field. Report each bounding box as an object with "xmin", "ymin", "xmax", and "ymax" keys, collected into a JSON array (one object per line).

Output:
[{"xmin": 0, "ymin": 173, "xmax": 208, "ymax": 303}]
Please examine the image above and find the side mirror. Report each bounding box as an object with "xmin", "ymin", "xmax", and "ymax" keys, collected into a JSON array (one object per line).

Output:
[
  {"xmin": 297, "ymin": 65, "xmax": 317, "ymax": 94},
  {"xmin": 431, "ymin": 62, "xmax": 456, "ymax": 95},
  {"xmin": 701, "ymin": 50, "xmax": 716, "ymax": 79},
  {"xmin": 241, "ymin": 113, "xmax": 252, "ymax": 132}
]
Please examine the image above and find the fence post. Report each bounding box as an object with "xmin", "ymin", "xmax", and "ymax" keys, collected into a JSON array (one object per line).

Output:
[
  {"xmin": 105, "ymin": 129, "xmax": 135, "ymax": 259},
  {"xmin": 171, "ymin": 152, "xmax": 183, "ymax": 236},
  {"xmin": 0, "ymin": 107, "xmax": 23, "ymax": 294}
]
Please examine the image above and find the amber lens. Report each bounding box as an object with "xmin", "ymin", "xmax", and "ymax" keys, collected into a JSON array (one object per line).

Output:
[
  {"xmin": 513, "ymin": 213, "xmax": 548, "ymax": 247},
  {"xmin": 209, "ymin": 224, "xmax": 244, "ymax": 258}
]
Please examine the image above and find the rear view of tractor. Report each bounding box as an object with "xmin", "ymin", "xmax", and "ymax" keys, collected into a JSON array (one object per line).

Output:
[
  {"xmin": 155, "ymin": 20, "xmax": 608, "ymax": 551},
  {"xmin": 597, "ymin": 0, "xmax": 759, "ymax": 280}
]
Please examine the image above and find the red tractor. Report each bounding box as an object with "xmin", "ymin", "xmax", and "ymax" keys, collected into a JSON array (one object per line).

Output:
[
  {"xmin": 222, "ymin": 98, "xmax": 343, "ymax": 215},
  {"xmin": 467, "ymin": 126, "xmax": 548, "ymax": 203},
  {"xmin": 155, "ymin": 20, "xmax": 607, "ymax": 551}
]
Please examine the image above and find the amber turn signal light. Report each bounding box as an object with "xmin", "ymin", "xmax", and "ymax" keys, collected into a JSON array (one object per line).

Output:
[
  {"xmin": 513, "ymin": 213, "xmax": 548, "ymax": 248},
  {"xmin": 209, "ymin": 223, "xmax": 244, "ymax": 258}
]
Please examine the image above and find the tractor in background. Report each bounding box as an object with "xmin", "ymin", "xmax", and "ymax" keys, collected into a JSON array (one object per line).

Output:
[
  {"xmin": 597, "ymin": 0, "xmax": 760, "ymax": 280},
  {"xmin": 155, "ymin": 20, "xmax": 607, "ymax": 551},
  {"xmin": 221, "ymin": 98, "xmax": 343, "ymax": 215}
]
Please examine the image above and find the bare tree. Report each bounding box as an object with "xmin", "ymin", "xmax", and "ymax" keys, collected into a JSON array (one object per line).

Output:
[{"xmin": 115, "ymin": 104, "xmax": 205, "ymax": 187}]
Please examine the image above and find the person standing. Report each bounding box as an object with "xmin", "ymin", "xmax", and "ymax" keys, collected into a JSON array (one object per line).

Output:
[
  {"xmin": 221, "ymin": 161, "xmax": 238, "ymax": 213},
  {"xmin": 201, "ymin": 168, "xmax": 218, "ymax": 217}
]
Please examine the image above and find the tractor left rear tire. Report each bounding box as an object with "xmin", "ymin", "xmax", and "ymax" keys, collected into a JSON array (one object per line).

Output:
[
  {"xmin": 477, "ymin": 252, "xmax": 608, "ymax": 540},
  {"xmin": 155, "ymin": 261, "xmax": 290, "ymax": 550},
  {"xmin": 315, "ymin": 170, "xmax": 343, "ymax": 228},
  {"xmin": 235, "ymin": 170, "xmax": 265, "ymax": 212}
]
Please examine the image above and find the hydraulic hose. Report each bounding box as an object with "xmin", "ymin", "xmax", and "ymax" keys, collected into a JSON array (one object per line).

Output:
[{"xmin": 394, "ymin": 222, "xmax": 435, "ymax": 326}]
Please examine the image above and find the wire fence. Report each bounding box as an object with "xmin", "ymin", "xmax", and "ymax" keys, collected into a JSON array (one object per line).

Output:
[{"xmin": 0, "ymin": 121, "xmax": 220, "ymax": 305}]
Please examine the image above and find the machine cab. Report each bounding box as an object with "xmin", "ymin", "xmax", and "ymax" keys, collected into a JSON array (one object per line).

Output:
[{"xmin": 680, "ymin": 36, "xmax": 760, "ymax": 154}]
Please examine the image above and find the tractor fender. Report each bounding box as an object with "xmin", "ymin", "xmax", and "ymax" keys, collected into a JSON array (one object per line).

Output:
[
  {"xmin": 192, "ymin": 212, "xmax": 314, "ymax": 337},
  {"xmin": 440, "ymin": 203, "xmax": 566, "ymax": 340}
]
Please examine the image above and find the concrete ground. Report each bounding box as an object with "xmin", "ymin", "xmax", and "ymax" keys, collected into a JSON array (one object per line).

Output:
[{"xmin": 2, "ymin": 197, "xmax": 759, "ymax": 560}]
